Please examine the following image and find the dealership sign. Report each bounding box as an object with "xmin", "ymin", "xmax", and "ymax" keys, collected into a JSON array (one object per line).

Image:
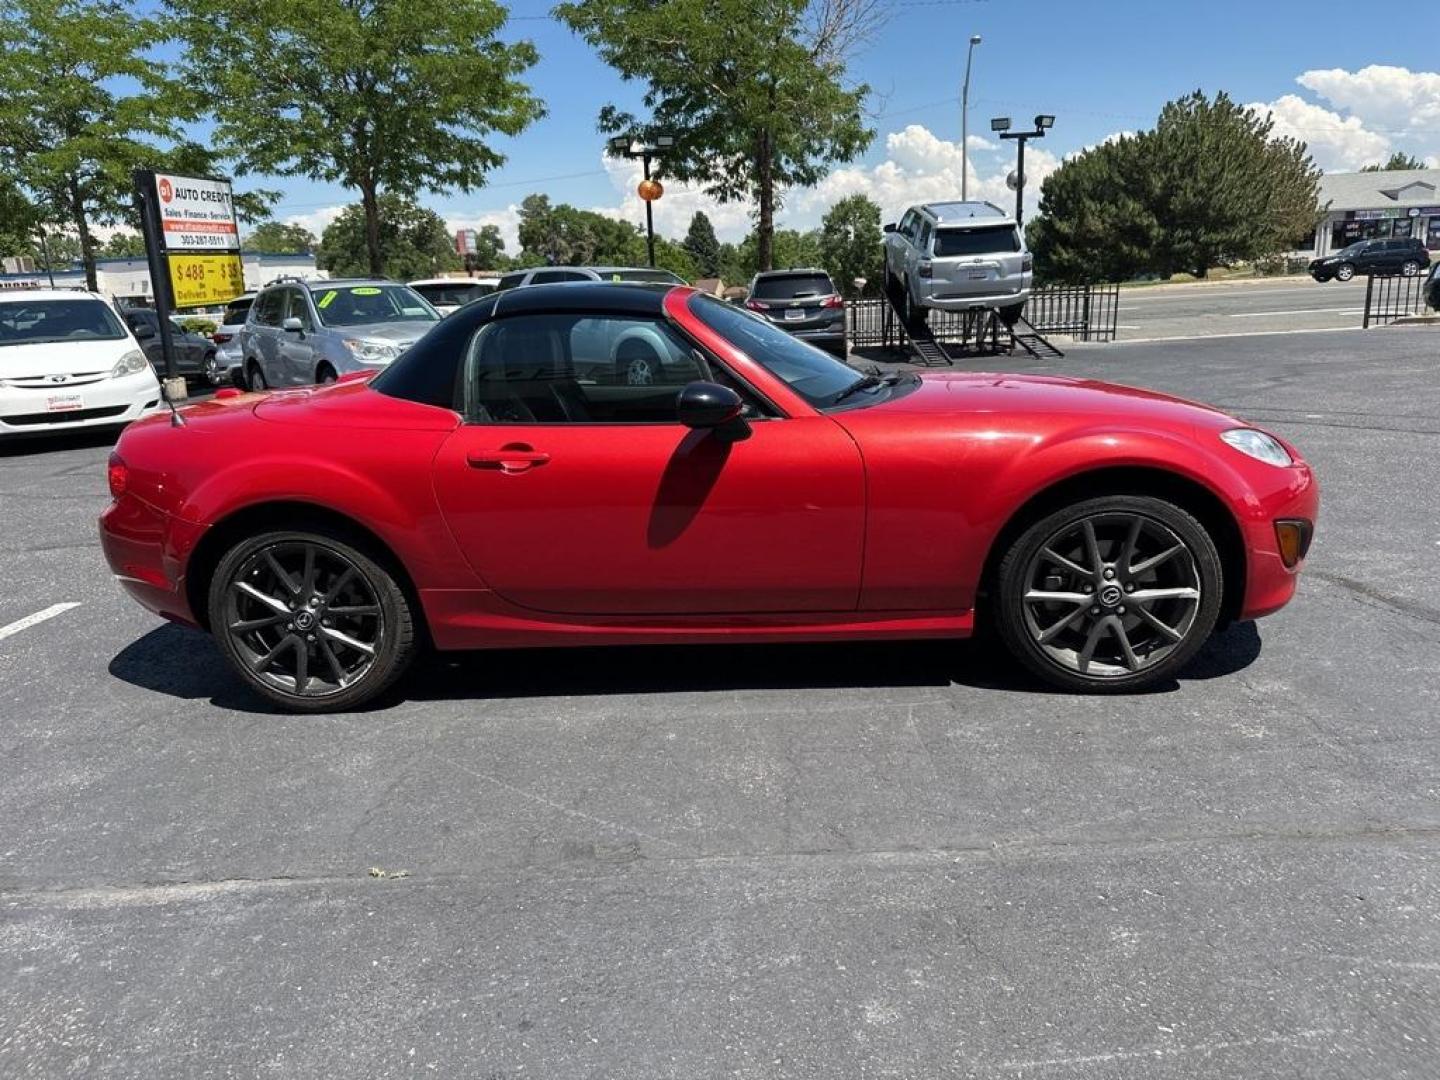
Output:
[{"xmin": 139, "ymin": 171, "xmax": 245, "ymax": 308}]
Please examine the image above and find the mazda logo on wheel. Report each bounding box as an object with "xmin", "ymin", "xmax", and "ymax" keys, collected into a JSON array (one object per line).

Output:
[{"xmin": 1099, "ymin": 584, "xmax": 1123, "ymax": 607}]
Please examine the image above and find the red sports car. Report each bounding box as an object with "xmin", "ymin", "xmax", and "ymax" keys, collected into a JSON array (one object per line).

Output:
[{"xmin": 100, "ymin": 283, "xmax": 1317, "ymax": 711}]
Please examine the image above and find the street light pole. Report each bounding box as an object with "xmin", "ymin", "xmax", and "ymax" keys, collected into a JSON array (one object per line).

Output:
[
  {"xmin": 993, "ymin": 114, "xmax": 1054, "ymax": 229},
  {"xmin": 961, "ymin": 34, "xmax": 981, "ymax": 201},
  {"xmin": 608, "ymin": 132, "xmax": 675, "ymax": 269}
]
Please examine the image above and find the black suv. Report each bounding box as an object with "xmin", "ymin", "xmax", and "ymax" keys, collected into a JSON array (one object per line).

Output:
[
  {"xmin": 743, "ymin": 269, "xmax": 847, "ymax": 357},
  {"xmin": 1309, "ymin": 237, "xmax": 1431, "ymax": 282}
]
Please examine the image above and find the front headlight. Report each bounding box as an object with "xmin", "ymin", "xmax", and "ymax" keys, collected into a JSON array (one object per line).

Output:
[
  {"xmin": 342, "ymin": 339, "xmax": 400, "ymax": 364},
  {"xmin": 110, "ymin": 350, "xmax": 149, "ymax": 379},
  {"xmin": 1221, "ymin": 428, "xmax": 1292, "ymax": 467}
]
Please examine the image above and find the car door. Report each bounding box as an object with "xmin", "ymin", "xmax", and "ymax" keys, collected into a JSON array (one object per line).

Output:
[
  {"xmin": 123, "ymin": 311, "xmax": 164, "ymax": 370},
  {"xmin": 277, "ymin": 288, "xmax": 317, "ymax": 384},
  {"xmin": 431, "ymin": 308, "xmax": 866, "ymax": 615},
  {"xmin": 244, "ymin": 289, "xmax": 282, "ymax": 383}
]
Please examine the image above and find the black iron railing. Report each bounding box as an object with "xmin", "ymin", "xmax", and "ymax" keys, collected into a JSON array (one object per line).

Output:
[
  {"xmin": 1363, "ymin": 273, "xmax": 1429, "ymax": 328},
  {"xmin": 845, "ymin": 282, "xmax": 1120, "ymax": 348}
]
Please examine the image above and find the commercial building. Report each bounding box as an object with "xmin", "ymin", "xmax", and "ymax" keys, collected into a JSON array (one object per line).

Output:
[
  {"xmin": 1308, "ymin": 168, "xmax": 1440, "ymax": 257},
  {"xmin": 0, "ymin": 252, "xmax": 324, "ymax": 309}
]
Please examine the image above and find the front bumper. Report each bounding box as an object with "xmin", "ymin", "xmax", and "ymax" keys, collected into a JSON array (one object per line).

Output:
[
  {"xmin": 1235, "ymin": 459, "xmax": 1320, "ymax": 621},
  {"xmin": 0, "ymin": 374, "xmax": 163, "ymax": 438},
  {"xmin": 99, "ymin": 492, "xmax": 207, "ymax": 628}
]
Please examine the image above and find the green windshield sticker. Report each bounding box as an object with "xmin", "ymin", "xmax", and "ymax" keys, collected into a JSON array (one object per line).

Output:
[
  {"xmin": 316, "ymin": 290, "xmax": 338, "ymax": 309},
  {"xmin": 611, "ymin": 274, "xmax": 622, "ymax": 281},
  {"xmin": 351, "ymin": 286, "xmax": 382, "ymax": 295}
]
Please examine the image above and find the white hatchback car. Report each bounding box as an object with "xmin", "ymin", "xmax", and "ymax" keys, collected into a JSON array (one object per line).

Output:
[{"xmin": 0, "ymin": 290, "xmax": 163, "ymax": 439}]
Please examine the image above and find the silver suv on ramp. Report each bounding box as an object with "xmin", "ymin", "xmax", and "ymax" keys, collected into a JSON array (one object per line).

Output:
[
  {"xmin": 883, "ymin": 201, "xmax": 1032, "ymax": 326},
  {"xmin": 239, "ymin": 279, "xmax": 440, "ymax": 388}
]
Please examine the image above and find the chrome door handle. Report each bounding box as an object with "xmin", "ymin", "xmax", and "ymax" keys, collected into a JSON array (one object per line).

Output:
[{"xmin": 467, "ymin": 446, "xmax": 551, "ymax": 473}]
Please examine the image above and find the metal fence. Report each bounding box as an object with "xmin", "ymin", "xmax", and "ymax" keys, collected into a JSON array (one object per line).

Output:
[
  {"xmin": 1363, "ymin": 272, "xmax": 1430, "ymax": 328},
  {"xmin": 845, "ymin": 282, "xmax": 1120, "ymax": 348}
]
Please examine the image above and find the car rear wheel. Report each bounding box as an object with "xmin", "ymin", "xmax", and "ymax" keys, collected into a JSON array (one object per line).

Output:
[
  {"xmin": 1335, "ymin": 263, "xmax": 1355, "ymax": 282},
  {"xmin": 1401, "ymin": 260, "xmax": 1421, "ymax": 277},
  {"xmin": 209, "ymin": 530, "xmax": 417, "ymax": 712},
  {"xmin": 993, "ymin": 495, "xmax": 1223, "ymax": 693}
]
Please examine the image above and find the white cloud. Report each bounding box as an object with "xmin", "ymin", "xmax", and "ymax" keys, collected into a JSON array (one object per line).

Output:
[
  {"xmin": 1245, "ymin": 94, "xmax": 1390, "ymax": 171},
  {"xmin": 282, "ymin": 204, "xmax": 346, "ymax": 238},
  {"xmin": 590, "ymin": 153, "xmax": 754, "ymax": 242},
  {"xmin": 965, "ymin": 134, "xmax": 997, "ymax": 152},
  {"xmin": 1297, "ymin": 65, "xmax": 1440, "ymax": 136}
]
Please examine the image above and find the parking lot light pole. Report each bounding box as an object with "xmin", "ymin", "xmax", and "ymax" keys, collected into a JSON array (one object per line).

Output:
[
  {"xmin": 608, "ymin": 133, "xmax": 676, "ymax": 267},
  {"xmin": 960, "ymin": 35, "xmax": 981, "ymax": 201},
  {"xmin": 993, "ymin": 114, "xmax": 1053, "ymax": 228}
]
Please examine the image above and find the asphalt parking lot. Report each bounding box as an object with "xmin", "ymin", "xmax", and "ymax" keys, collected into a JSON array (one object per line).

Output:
[
  {"xmin": 1114, "ymin": 276, "xmax": 1373, "ymax": 341},
  {"xmin": 3, "ymin": 326, "xmax": 1439, "ymax": 1078}
]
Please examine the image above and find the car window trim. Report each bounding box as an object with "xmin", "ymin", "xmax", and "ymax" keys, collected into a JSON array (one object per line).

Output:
[{"xmin": 458, "ymin": 309, "xmax": 780, "ymax": 426}]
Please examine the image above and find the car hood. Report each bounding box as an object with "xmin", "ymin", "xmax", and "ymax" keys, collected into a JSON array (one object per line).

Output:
[
  {"xmin": 327, "ymin": 321, "xmax": 437, "ymax": 345},
  {"xmin": 859, "ymin": 371, "xmax": 1243, "ymax": 432},
  {"xmin": 0, "ymin": 338, "xmax": 139, "ymax": 379}
]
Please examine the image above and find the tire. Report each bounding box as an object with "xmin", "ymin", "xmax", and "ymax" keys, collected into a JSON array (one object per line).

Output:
[
  {"xmin": 209, "ymin": 529, "xmax": 418, "ymax": 713},
  {"xmin": 1335, "ymin": 263, "xmax": 1355, "ymax": 282},
  {"xmin": 1401, "ymin": 260, "xmax": 1420, "ymax": 277},
  {"xmin": 992, "ymin": 495, "xmax": 1223, "ymax": 693},
  {"xmin": 247, "ymin": 361, "xmax": 268, "ymax": 390},
  {"xmin": 203, "ymin": 351, "xmax": 220, "ymax": 386},
  {"xmin": 316, "ymin": 363, "xmax": 337, "ymax": 385}
]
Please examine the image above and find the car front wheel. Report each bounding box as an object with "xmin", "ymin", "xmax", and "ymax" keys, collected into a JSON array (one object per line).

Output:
[
  {"xmin": 208, "ymin": 530, "xmax": 418, "ymax": 712},
  {"xmin": 1335, "ymin": 263, "xmax": 1355, "ymax": 282},
  {"xmin": 993, "ymin": 495, "xmax": 1223, "ymax": 692},
  {"xmin": 1401, "ymin": 260, "xmax": 1421, "ymax": 277}
]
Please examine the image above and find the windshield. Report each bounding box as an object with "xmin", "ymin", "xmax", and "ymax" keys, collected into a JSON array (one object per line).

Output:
[
  {"xmin": 221, "ymin": 297, "xmax": 253, "ymax": 324},
  {"xmin": 1337, "ymin": 242, "xmax": 1368, "ymax": 257},
  {"xmin": 751, "ymin": 273, "xmax": 835, "ymax": 300},
  {"xmin": 933, "ymin": 225, "xmax": 1021, "ymax": 257},
  {"xmin": 688, "ymin": 293, "xmax": 862, "ymax": 406},
  {"xmin": 412, "ymin": 282, "xmax": 495, "ymax": 308},
  {"xmin": 0, "ymin": 299, "xmax": 127, "ymax": 348},
  {"xmin": 309, "ymin": 284, "xmax": 438, "ymax": 327}
]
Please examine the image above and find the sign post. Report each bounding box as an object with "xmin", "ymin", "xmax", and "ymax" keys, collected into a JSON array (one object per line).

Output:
[{"xmin": 133, "ymin": 170, "xmax": 245, "ymax": 401}]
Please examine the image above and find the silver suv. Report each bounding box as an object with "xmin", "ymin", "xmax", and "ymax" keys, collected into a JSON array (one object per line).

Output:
[
  {"xmin": 883, "ymin": 201, "xmax": 1032, "ymax": 325},
  {"xmin": 239, "ymin": 279, "xmax": 440, "ymax": 389}
]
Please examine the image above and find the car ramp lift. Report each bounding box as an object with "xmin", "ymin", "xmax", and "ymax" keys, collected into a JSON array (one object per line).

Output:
[{"xmin": 879, "ymin": 282, "xmax": 1064, "ymax": 365}]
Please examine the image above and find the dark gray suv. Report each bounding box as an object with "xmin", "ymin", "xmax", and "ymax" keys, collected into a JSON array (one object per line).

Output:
[{"xmin": 743, "ymin": 269, "xmax": 847, "ymax": 357}]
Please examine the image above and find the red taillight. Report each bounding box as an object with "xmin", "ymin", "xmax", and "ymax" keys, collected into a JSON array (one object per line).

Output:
[
  {"xmin": 107, "ymin": 452, "xmax": 128, "ymax": 499},
  {"xmin": 1021, "ymin": 255, "xmax": 1033, "ymax": 273},
  {"xmin": 822, "ymin": 294, "xmax": 845, "ymax": 308},
  {"xmin": 745, "ymin": 299, "xmax": 768, "ymax": 311},
  {"xmin": 917, "ymin": 260, "xmax": 933, "ymax": 279},
  {"xmin": 212, "ymin": 332, "xmax": 232, "ymax": 344}
]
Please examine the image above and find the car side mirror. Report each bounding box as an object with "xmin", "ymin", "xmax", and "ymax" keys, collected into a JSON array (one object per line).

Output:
[
  {"xmin": 882, "ymin": 223, "xmax": 897, "ymax": 234},
  {"xmin": 131, "ymin": 322, "xmax": 156, "ymax": 340},
  {"xmin": 281, "ymin": 316, "xmax": 305, "ymax": 334},
  {"xmin": 677, "ymin": 380, "xmax": 750, "ymax": 440}
]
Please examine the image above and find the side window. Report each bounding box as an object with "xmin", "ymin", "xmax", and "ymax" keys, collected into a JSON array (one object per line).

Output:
[
  {"xmin": 496, "ymin": 272, "xmax": 526, "ymax": 291},
  {"xmin": 466, "ymin": 313, "xmax": 708, "ymax": 424},
  {"xmin": 254, "ymin": 291, "xmax": 282, "ymax": 327},
  {"xmin": 918, "ymin": 220, "xmax": 933, "ymax": 252},
  {"xmin": 282, "ymin": 289, "xmax": 312, "ymax": 328},
  {"xmin": 899, "ymin": 210, "xmax": 917, "ymax": 241},
  {"xmin": 529, "ymin": 269, "xmax": 586, "ymax": 284}
]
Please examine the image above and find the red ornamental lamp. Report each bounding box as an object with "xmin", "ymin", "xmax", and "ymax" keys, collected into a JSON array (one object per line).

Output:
[{"xmin": 637, "ymin": 178, "xmax": 664, "ymax": 202}]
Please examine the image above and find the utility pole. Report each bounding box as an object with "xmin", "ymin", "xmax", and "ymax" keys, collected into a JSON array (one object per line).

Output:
[{"xmin": 961, "ymin": 35, "xmax": 981, "ymax": 201}]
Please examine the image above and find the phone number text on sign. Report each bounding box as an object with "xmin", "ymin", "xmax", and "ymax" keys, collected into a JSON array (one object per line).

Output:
[{"xmin": 168, "ymin": 254, "xmax": 245, "ymax": 308}]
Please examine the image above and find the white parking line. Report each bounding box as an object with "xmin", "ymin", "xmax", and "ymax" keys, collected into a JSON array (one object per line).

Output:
[
  {"xmin": 1229, "ymin": 307, "xmax": 1363, "ymax": 318},
  {"xmin": 0, "ymin": 602, "xmax": 82, "ymax": 642},
  {"xmin": 1114, "ymin": 326, "xmax": 1364, "ymax": 345}
]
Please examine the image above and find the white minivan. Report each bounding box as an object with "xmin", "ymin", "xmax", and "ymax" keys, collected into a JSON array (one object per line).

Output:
[{"xmin": 0, "ymin": 290, "xmax": 163, "ymax": 439}]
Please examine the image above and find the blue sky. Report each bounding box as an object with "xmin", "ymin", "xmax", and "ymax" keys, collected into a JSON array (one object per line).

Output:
[{"xmin": 158, "ymin": 0, "xmax": 1440, "ymax": 247}]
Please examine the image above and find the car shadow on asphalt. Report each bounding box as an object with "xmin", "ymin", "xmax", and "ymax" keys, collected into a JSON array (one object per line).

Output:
[
  {"xmin": 107, "ymin": 620, "xmax": 1264, "ymax": 715},
  {"xmin": 0, "ymin": 427, "xmax": 120, "ymax": 458}
]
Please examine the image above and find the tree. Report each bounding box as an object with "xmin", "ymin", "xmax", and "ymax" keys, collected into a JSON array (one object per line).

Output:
[
  {"xmin": 0, "ymin": 175, "xmax": 40, "ymax": 258},
  {"xmin": 0, "ymin": 0, "xmax": 204, "ymax": 289},
  {"xmin": 818, "ymin": 193, "xmax": 882, "ymax": 295},
  {"xmin": 1361, "ymin": 152, "xmax": 1428, "ymax": 173},
  {"xmin": 317, "ymin": 195, "xmax": 461, "ymax": 279},
  {"xmin": 242, "ymin": 221, "xmax": 317, "ymax": 254},
  {"xmin": 465, "ymin": 224, "xmax": 508, "ymax": 271},
  {"xmin": 682, "ymin": 211, "xmax": 721, "ymax": 278},
  {"xmin": 516, "ymin": 193, "xmax": 645, "ymax": 266},
  {"xmin": 169, "ymin": 0, "xmax": 544, "ymax": 278},
  {"xmin": 556, "ymin": 0, "xmax": 877, "ymax": 272},
  {"xmin": 100, "ymin": 231, "xmax": 147, "ymax": 258},
  {"xmin": 1029, "ymin": 91, "xmax": 1323, "ymax": 282},
  {"xmin": 734, "ymin": 227, "xmax": 822, "ymax": 280}
]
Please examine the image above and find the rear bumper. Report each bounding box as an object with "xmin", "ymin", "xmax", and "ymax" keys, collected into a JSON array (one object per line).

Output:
[
  {"xmin": 918, "ymin": 284, "xmax": 1030, "ymax": 311},
  {"xmin": 99, "ymin": 493, "xmax": 206, "ymax": 628}
]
